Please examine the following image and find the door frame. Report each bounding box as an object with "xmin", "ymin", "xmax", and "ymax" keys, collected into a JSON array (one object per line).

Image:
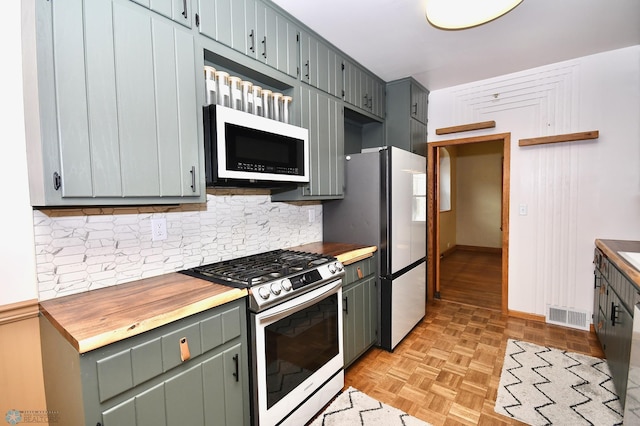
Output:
[{"xmin": 427, "ymin": 133, "xmax": 511, "ymax": 313}]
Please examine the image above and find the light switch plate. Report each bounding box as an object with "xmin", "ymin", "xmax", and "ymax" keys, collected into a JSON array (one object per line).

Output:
[{"xmin": 519, "ymin": 204, "xmax": 528, "ymax": 216}]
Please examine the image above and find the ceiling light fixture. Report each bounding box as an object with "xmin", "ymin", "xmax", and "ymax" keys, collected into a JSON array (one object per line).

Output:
[{"xmin": 425, "ymin": 0, "xmax": 523, "ymax": 30}]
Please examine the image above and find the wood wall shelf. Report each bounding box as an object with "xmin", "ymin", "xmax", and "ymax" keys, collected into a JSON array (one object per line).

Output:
[
  {"xmin": 519, "ymin": 130, "xmax": 599, "ymax": 147},
  {"xmin": 435, "ymin": 120, "xmax": 496, "ymax": 135}
]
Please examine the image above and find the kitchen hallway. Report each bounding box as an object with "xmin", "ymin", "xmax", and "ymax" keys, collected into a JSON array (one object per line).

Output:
[
  {"xmin": 439, "ymin": 249, "xmax": 502, "ymax": 311},
  {"xmin": 344, "ymin": 300, "xmax": 604, "ymax": 425}
]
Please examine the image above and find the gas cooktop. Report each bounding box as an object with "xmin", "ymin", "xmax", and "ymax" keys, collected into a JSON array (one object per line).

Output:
[{"xmin": 180, "ymin": 249, "xmax": 344, "ymax": 311}]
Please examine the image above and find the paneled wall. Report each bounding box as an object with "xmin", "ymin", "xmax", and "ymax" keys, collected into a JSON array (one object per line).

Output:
[
  {"xmin": 34, "ymin": 191, "xmax": 322, "ymax": 300},
  {"xmin": 428, "ymin": 46, "xmax": 640, "ymax": 317}
]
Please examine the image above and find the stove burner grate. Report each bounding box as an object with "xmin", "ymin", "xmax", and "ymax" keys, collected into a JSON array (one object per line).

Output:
[{"xmin": 182, "ymin": 249, "xmax": 333, "ymax": 288}]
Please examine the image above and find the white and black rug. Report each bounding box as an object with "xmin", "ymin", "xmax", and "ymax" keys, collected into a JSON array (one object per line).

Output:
[
  {"xmin": 310, "ymin": 387, "xmax": 431, "ymax": 426},
  {"xmin": 495, "ymin": 339, "xmax": 623, "ymax": 425}
]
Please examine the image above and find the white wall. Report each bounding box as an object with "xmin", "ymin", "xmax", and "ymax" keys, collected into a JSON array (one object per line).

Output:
[
  {"xmin": 0, "ymin": 0, "xmax": 39, "ymax": 305},
  {"xmin": 428, "ymin": 46, "xmax": 640, "ymax": 318}
]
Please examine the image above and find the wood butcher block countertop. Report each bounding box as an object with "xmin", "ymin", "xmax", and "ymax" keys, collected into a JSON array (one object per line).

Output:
[
  {"xmin": 39, "ymin": 273, "xmax": 247, "ymax": 354},
  {"xmin": 39, "ymin": 242, "xmax": 376, "ymax": 354},
  {"xmin": 596, "ymin": 239, "xmax": 640, "ymax": 287},
  {"xmin": 289, "ymin": 242, "xmax": 377, "ymax": 265}
]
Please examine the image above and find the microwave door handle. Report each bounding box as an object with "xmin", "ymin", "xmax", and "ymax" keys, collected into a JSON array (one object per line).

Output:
[{"xmin": 258, "ymin": 279, "xmax": 342, "ymax": 324}]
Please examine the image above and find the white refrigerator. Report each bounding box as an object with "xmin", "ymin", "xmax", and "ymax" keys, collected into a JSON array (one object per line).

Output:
[{"xmin": 323, "ymin": 146, "xmax": 426, "ymax": 351}]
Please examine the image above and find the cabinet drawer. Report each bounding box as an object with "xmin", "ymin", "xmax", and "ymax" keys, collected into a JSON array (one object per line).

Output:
[
  {"xmin": 95, "ymin": 303, "xmax": 242, "ymax": 402},
  {"xmin": 344, "ymin": 256, "xmax": 375, "ymax": 285}
]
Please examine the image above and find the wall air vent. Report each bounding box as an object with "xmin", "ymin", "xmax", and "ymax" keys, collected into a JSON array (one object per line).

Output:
[{"xmin": 546, "ymin": 305, "xmax": 590, "ymax": 331}]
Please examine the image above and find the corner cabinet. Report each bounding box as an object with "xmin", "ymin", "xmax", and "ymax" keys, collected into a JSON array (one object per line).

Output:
[
  {"xmin": 28, "ymin": 0, "xmax": 204, "ymax": 206},
  {"xmin": 271, "ymin": 86, "xmax": 344, "ymax": 201},
  {"xmin": 593, "ymin": 247, "xmax": 635, "ymax": 407},
  {"xmin": 385, "ymin": 78, "xmax": 429, "ymax": 156},
  {"xmin": 343, "ymin": 254, "xmax": 378, "ymax": 368},
  {"xmin": 40, "ymin": 299, "xmax": 250, "ymax": 426}
]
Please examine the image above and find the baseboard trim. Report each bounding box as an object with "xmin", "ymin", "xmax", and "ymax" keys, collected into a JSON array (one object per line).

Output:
[
  {"xmin": 455, "ymin": 245, "xmax": 502, "ymax": 254},
  {"xmin": 0, "ymin": 299, "xmax": 40, "ymax": 326},
  {"xmin": 440, "ymin": 246, "xmax": 457, "ymax": 258},
  {"xmin": 508, "ymin": 309, "xmax": 546, "ymax": 322}
]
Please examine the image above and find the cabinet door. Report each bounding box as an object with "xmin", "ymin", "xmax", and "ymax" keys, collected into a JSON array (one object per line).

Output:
[
  {"xmin": 410, "ymin": 118, "xmax": 428, "ymax": 156},
  {"xmin": 203, "ymin": 344, "xmax": 247, "ymax": 425},
  {"xmin": 343, "ymin": 275, "xmax": 378, "ymax": 368},
  {"xmin": 342, "ymin": 60, "xmax": 361, "ymax": 109},
  {"xmin": 198, "ymin": 0, "xmax": 232, "ymax": 46},
  {"xmin": 43, "ymin": 0, "xmax": 201, "ymax": 203},
  {"xmin": 303, "ymin": 88, "xmax": 344, "ymax": 197},
  {"xmin": 410, "ymin": 83, "xmax": 428, "ymax": 124},
  {"xmin": 300, "ymin": 32, "xmax": 341, "ymax": 97},
  {"xmin": 108, "ymin": 2, "xmax": 200, "ymax": 197},
  {"xmin": 272, "ymin": 87, "xmax": 344, "ymax": 201},
  {"xmin": 607, "ymin": 291, "xmax": 632, "ymax": 407},
  {"xmin": 343, "ymin": 60, "xmax": 384, "ymax": 118},
  {"xmin": 343, "ymin": 285, "xmax": 356, "ymax": 367}
]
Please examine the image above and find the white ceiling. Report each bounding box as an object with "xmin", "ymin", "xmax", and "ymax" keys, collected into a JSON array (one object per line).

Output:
[{"xmin": 271, "ymin": 0, "xmax": 640, "ymax": 91}]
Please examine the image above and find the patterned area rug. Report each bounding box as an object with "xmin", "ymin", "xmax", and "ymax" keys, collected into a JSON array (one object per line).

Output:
[
  {"xmin": 310, "ymin": 387, "xmax": 431, "ymax": 426},
  {"xmin": 495, "ymin": 339, "xmax": 623, "ymax": 425}
]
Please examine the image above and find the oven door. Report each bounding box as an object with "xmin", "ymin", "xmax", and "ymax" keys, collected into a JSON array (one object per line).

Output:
[{"xmin": 252, "ymin": 279, "xmax": 344, "ymax": 426}]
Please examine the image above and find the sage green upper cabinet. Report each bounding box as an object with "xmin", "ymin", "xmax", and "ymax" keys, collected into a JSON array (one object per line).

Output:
[
  {"xmin": 299, "ymin": 31, "xmax": 342, "ymax": 98},
  {"xmin": 343, "ymin": 59, "xmax": 385, "ymax": 119},
  {"xmin": 385, "ymin": 77, "xmax": 429, "ymax": 156},
  {"xmin": 197, "ymin": 0, "xmax": 248, "ymax": 53},
  {"xmin": 130, "ymin": 0, "xmax": 192, "ymax": 28},
  {"xmin": 272, "ymin": 86, "xmax": 344, "ymax": 201},
  {"xmin": 410, "ymin": 80, "xmax": 429, "ymax": 124},
  {"xmin": 29, "ymin": 0, "xmax": 203, "ymax": 206},
  {"xmin": 197, "ymin": 0, "xmax": 298, "ymax": 78}
]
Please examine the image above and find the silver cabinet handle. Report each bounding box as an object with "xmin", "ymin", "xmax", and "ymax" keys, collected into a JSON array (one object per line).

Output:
[
  {"xmin": 182, "ymin": 0, "xmax": 188, "ymax": 18},
  {"xmin": 249, "ymin": 30, "xmax": 255, "ymax": 52},
  {"xmin": 305, "ymin": 60, "xmax": 310, "ymax": 79},
  {"xmin": 190, "ymin": 166, "xmax": 196, "ymax": 192},
  {"xmin": 262, "ymin": 36, "xmax": 267, "ymax": 58}
]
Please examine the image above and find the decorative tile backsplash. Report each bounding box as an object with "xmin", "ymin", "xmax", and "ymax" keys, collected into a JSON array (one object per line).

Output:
[{"xmin": 34, "ymin": 190, "xmax": 322, "ymax": 300}]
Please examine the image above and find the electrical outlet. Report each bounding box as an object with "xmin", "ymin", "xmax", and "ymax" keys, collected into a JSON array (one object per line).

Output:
[
  {"xmin": 308, "ymin": 209, "xmax": 315, "ymax": 223},
  {"xmin": 151, "ymin": 218, "xmax": 167, "ymax": 241}
]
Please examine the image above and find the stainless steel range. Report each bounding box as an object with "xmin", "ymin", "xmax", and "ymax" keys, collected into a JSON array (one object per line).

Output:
[{"xmin": 181, "ymin": 250, "xmax": 345, "ymax": 426}]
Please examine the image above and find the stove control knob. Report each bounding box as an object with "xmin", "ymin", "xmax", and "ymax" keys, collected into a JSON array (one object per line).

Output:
[
  {"xmin": 336, "ymin": 262, "xmax": 344, "ymax": 272},
  {"xmin": 258, "ymin": 287, "xmax": 270, "ymax": 300},
  {"xmin": 281, "ymin": 279, "xmax": 292, "ymax": 292},
  {"xmin": 270, "ymin": 282, "xmax": 282, "ymax": 295},
  {"xmin": 328, "ymin": 263, "xmax": 337, "ymax": 274}
]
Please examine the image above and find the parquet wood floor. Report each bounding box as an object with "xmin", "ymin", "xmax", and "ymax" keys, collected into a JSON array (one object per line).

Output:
[
  {"xmin": 344, "ymin": 300, "xmax": 605, "ymax": 425},
  {"xmin": 439, "ymin": 249, "xmax": 502, "ymax": 311}
]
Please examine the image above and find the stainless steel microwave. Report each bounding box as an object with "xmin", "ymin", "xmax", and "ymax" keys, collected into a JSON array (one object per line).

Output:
[{"xmin": 203, "ymin": 105, "xmax": 309, "ymax": 187}]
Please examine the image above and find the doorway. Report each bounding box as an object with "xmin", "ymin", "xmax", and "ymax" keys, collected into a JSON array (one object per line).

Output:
[{"xmin": 427, "ymin": 133, "xmax": 511, "ymax": 313}]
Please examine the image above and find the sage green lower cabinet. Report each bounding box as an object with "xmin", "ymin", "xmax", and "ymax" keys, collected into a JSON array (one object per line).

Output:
[
  {"xmin": 271, "ymin": 86, "xmax": 344, "ymax": 201},
  {"xmin": 28, "ymin": 0, "xmax": 203, "ymax": 206},
  {"xmin": 342, "ymin": 255, "xmax": 378, "ymax": 368},
  {"xmin": 593, "ymin": 247, "xmax": 635, "ymax": 407},
  {"xmin": 40, "ymin": 299, "xmax": 250, "ymax": 426}
]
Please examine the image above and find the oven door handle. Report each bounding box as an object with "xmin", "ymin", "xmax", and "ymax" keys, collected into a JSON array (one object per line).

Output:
[{"xmin": 258, "ymin": 279, "xmax": 342, "ymax": 324}]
